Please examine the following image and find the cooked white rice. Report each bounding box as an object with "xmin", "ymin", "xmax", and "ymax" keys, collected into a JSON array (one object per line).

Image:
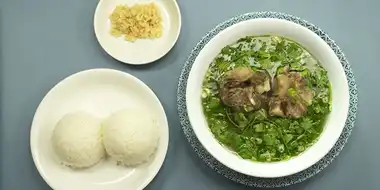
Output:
[
  {"xmin": 102, "ymin": 109, "xmax": 159, "ymax": 166},
  {"xmin": 51, "ymin": 111, "xmax": 105, "ymax": 169}
]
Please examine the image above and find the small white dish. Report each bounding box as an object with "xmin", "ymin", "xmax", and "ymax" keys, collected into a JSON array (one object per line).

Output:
[
  {"xmin": 94, "ymin": 0, "xmax": 181, "ymax": 65},
  {"xmin": 30, "ymin": 69, "xmax": 169, "ymax": 190},
  {"xmin": 186, "ymin": 18, "xmax": 349, "ymax": 178}
]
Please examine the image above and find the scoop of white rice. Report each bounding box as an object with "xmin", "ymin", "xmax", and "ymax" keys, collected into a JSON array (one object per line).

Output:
[
  {"xmin": 102, "ymin": 109, "xmax": 159, "ymax": 166},
  {"xmin": 51, "ymin": 111, "xmax": 105, "ymax": 169}
]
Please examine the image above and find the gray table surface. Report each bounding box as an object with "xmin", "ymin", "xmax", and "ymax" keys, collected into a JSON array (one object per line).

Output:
[{"xmin": 0, "ymin": 0, "xmax": 379, "ymax": 189}]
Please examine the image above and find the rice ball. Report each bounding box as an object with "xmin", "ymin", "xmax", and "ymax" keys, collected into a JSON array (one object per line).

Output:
[
  {"xmin": 102, "ymin": 109, "xmax": 159, "ymax": 166},
  {"xmin": 51, "ymin": 111, "xmax": 105, "ymax": 169}
]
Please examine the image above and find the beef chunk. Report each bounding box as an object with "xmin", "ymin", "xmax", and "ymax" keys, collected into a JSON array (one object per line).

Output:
[{"xmin": 219, "ymin": 67, "xmax": 270, "ymax": 111}]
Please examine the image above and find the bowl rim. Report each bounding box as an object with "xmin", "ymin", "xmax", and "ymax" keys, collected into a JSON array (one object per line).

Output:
[{"xmin": 185, "ymin": 17, "xmax": 350, "ymax": 178}]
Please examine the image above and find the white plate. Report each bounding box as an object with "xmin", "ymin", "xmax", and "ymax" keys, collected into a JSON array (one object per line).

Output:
[
  {"xmin": 30, "ymin": 69, "xmax": 169, "ymax": 190},
  {"xmin": 94, "ymin": 0, "xmax": 181, "ymax": 65},
  {"xmin": 186, "ymin": 18, "xmax": 349, "ymax": 178}
]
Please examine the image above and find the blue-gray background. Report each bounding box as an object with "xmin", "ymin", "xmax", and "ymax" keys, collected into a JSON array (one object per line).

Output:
[{"xmin": 0, "ymin": 0, "xmax": 378, "ymax": 189}]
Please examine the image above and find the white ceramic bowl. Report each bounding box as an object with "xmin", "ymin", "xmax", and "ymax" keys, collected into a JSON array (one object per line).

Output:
[
  {"xmin": 94, "ymin": 0, "xmax": 181, "ymax": 65},
  {"xmin": 186, "ymin": 18, "xmax": 349, "ymax": 178}
]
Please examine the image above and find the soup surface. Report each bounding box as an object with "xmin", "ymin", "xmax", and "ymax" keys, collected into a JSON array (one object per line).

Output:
[{"xmin": 201, "ymin": 35, "xmax": 331, "ymax": 162}]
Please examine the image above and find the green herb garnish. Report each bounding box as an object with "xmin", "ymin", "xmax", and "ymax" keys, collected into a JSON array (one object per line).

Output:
[{"xmin": 201, "ymin": 35, "xmax": 331, "ymax": 162}]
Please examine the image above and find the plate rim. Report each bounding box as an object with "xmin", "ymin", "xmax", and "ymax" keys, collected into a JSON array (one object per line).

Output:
[
  {"xmin": 93, "ymin": 0, "xmax": 182, "ymax": 65},
  {"xmin": 176, "ymin": 11, "xmax": 358, "ymax": 188},
  {"xmin": 30, "ymin": 68, "xmax": 169, "ymax": 190}
]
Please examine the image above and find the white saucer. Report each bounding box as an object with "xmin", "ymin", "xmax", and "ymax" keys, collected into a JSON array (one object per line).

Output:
[
  {"xmin": 94, "ymin": 0, "xmax": 181, "ymax": 65},
  {"xmin": 30, "ymin": 69, "xmax": 169, "ymax": 190}
]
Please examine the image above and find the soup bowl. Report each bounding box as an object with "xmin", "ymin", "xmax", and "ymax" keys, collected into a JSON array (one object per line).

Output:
[{"xmin": 186, "ymin": 18, "xmax": 349, "ymax": 178}]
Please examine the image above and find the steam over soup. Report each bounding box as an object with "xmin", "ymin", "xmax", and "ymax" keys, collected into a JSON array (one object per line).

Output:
[{"xmin": 201, "ymin": 35, "xmax": 331, "ymax": 162}]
